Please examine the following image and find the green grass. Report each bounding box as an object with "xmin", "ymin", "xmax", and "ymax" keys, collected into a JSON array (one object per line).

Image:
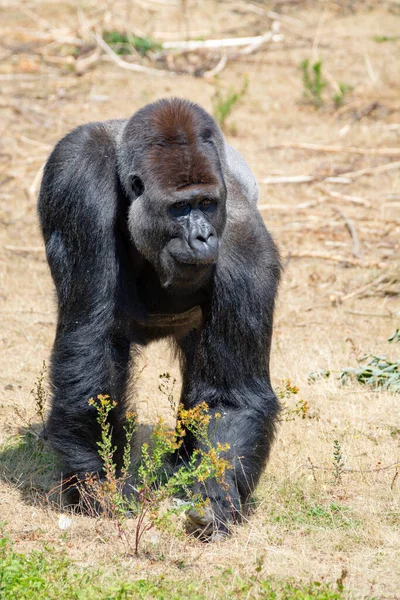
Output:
[
  {"xmin": 102, "ymin": 31, "xmax": 161, "ymax": 56},
  {"xmin": 264, "ymin": 481, "xmax": 359, "ymax": 532},
  {"xmin": 299, "ymin": 59, "xmax": 326, "ymax": 107},
  {"xmin": 0, "ymin": 433, "xmax": 59, "ymax": 495},
  {"xmin": 212, "ymin": 76, "xmax": 248, "ymax": 132},
  {"xmin": 0, "ymin": 532, "xmax": 346, "ymax": 599},
  {"xmin": 373, "ymin": 35, "xmax": 399, "ymax": 43}
]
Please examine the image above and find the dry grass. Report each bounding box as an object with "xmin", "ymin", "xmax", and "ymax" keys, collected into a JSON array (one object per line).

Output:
[{"xmin": 0, "ymin": 1, "xmax": 400, "ymax": 598}]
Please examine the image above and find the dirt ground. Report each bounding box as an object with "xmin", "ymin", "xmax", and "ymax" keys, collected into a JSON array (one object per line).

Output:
[{"xmin": 1, "ymin": 1, "xmax": 400, "ymax": 598}]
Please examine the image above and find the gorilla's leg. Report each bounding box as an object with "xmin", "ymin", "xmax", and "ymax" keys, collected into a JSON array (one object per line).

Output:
[
  {"xmin": 179, "ymin": 353, "xmax": 279, "ymax": 535},
  {"xmin": 176, "ymin": 259, "xmax": 280, "ymax": 536},
  {"xmin": 48, "ymin": 321, "xmax": 131, "ymax": 501}
]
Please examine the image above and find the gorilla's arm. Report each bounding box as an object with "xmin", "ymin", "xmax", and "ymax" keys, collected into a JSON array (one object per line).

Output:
[
  {"xmin": 38, "ymin": 121, "xmax": 131, "ymax": 489},
  {"xmin": 179, "ymin": 211, "xmax": 281, "ymax": 531}
]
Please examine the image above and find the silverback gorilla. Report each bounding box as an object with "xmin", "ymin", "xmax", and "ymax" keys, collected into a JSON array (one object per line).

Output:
[{"xmin": 38, "ymin": 98, "xmax": 281, "ymax": 536}]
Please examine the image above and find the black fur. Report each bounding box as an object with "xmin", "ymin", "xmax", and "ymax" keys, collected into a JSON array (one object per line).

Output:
[{"xmin": 38, "ymin": 98, "xmax": 281, "ymax": 531}]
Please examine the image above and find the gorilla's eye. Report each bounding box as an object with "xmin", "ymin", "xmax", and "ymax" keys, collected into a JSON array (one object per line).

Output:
[
  {"xmin": 169, "ymin": 201, "xmax": 191, "ymax": 218},
  {"xmin": 130, "ymin": 175, "xmax": 144, "ymax": 198},
  {"xmin": 199, "ymin": 198, "xmax": 216, "ymax": 212}
]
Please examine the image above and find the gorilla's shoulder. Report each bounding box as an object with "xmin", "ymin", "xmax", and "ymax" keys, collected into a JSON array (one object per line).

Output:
[{"xmin": 50, "ymin": 119, "xmax": 126, "ymax": 163}]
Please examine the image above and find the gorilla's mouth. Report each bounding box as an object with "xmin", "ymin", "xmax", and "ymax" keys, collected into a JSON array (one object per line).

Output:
[
  {"xmin": 167, "ymin": 238, "xmax": 219, "ymax": 267},
  {"xmin": 176, "ymin": 256, "xmax": 217, "ymax": 266}
]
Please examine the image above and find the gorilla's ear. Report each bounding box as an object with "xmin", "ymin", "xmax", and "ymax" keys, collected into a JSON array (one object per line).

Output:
[{"xmin": 129, "ymin": 175, "xmax": 145, "ymax": 199}]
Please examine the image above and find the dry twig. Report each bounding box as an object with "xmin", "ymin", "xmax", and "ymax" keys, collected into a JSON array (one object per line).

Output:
[
  {"xmin": 302, "ymin": 462, "xmax": 399, "ymax": 474},
  {"xmin": 339, "ymin": 274, "xmax": 387, "ymax": 303},
  {"xmin": 332, "ymin": 207, "xmax": 361, "ymax": 259},
  {"xmin": 28, "ymin": 163, "xmax": 45, "ymax": 203},
  {"xmin": 342, "ymin": 160, "xmax": 400, "ymax": 179},
  {"xmin": 94, "ymin": 33, "xmax": 174, "ymax": 76},
  {"xmin": 4, "ymin": 246, "xmax": 44, "ymax": 254},
  {"xmin": 285, "ymin": 252, "xmax": 388, "ymax": 269},
  {"xmin": 260, "ymin": 160, "xmax": 400, "ymax": 187},
  {"xmin": 162, "ymin": 32, "xmax": 279, "ymax": 50},
  {"xmin": 317, "ymin": 187, "xmax": 371, "ymax": 207},
  {"xmin": 268, "ymin": 141, "xmax": 400, "ymax": 157}
]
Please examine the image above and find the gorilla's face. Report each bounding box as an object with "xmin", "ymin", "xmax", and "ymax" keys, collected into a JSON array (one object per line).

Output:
[
  {"xmin": 119, "ymin": 98, "xmax": 228, "ymax": 291},
  {"xmin": 128, "ymin": 181, "xmax": 227, "ymax": 291}
]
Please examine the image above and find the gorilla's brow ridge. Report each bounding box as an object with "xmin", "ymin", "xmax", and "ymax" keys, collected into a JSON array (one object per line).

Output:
[{"xmin": 145, "ymin": 100, "xmax": 220, "ymax": 188}]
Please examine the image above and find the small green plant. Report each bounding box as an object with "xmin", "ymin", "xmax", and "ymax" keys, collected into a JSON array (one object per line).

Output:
[
  {"xmin": 82, "ymin": 395, "xmax": 136, "ymax": 532},
  {"xmin": 31, "ymin": 361, "xmax": 47, "ymax": 435},
  {"xmin": 277, "ymin": 379, "xmax": 313, "ymax": 421},
  {"xmin": 212, "ymin": 76, "xmax": 248, "ymax": 133},
  {"xmin": 340, "ymin": 354, "xmax": 400, "ymax": 393},
  {"xmin": 102, "ymin": 31, "xmax": 162, "ymax": 56},
  {"xmin": 373, "ymin": 35, "xmax": 400, "ymax": 43},
  {"xmin": 310, "ymin": 331, "xmax": 400, "ymax": 392},
  {"xmin": 12, "ymin": 362, "xmax": 48, "ymax": 440},
  {"xmin": 332, "ymin": 82, "xmax": 353, "ymax": 107},
  {"xmin": 308, "ymin": 369, "xmax": 331, "ymax": 383},
  {"xmin": 331, "ymin": 440, "xmax": 345, "ymax": 485},
  {"xmin": 299, "ymin": 59, "xmax": 326, "ymax": 107},
  {"xmin": 83, "ymin": 392, "xmax": 232, "ymax": 553},
  {"xmin": 388, "ymin": 329, "xmax": 400, "ymax": 343}
]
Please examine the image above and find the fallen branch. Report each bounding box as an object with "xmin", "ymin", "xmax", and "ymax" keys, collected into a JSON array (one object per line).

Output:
[
  {"xmin": 260, "ymin": 175, "xmax": 314, "ymax": 184},
  {"xmin": 75, "ymin": 46, "xmax": 102, "ymax": 75},
  {"xmin": 301, "ymin": 462, "xmax": 399, "ymax": 474},
  {"xmin": 28, "ymin": 163, "xmax": 45, "ymax": 203},
  {"xmin": 162, "ymin": 31, "xmax": 279, "ymax": 50},
  {"xmin": 260, "ymin": 160, "xmax": 400, "ymax": 187},
  {"xmin": 285, "ymin": 251, "xmax": 388, "ymax": 269},
  {"xmin": 260, "ymin": 175, "xmax": 352, "ymax": 185},
  {"xmin": 94, "ymin": 33, "xmax": 174, "ymax": 76},
  {"xmin": 339, "ymin": 273, "xmax": 387, "ymax": 303},
  {"xmin": 317, "ymin": 187, "xmax": 371, "ymax": 207},
  {"xmin": 159, "ymin": 26, "xmax": 283, "ymax": 77},
  {"xmin": 332, "ymin": 207, "xmax": 361, "ymax": 259},
  {"xmin": 340, "ymin": 160, "xmax": 400, "ymax": 179},
  {"xmin": 203, "ymin": 54, "xmax": 227, "ymax": 78},
  {"xmin": 268, "ymin": 141, "xmax": 400, "ymax": 157}
]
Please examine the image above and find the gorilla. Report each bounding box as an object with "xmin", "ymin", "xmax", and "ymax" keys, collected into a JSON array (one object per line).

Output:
[{"xmin": 38, "ymin": 98, "xmax": 281, "ymax": 536}]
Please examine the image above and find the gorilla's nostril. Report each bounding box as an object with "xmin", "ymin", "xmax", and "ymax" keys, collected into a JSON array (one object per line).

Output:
[{"xmin": 197, "ymin": 232, "xmax": 213, "ymax": 244}]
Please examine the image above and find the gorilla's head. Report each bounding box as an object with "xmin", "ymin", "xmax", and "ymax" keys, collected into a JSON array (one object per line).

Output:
[{"xmin": 118, "ymin": 98, "xmax": 227, "ymax": 291}]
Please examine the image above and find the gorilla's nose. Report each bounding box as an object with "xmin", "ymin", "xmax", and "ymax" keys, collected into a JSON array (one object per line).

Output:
[{"xmin": 188, "ymin": 229, "xmax": 218, "ymax": 263}]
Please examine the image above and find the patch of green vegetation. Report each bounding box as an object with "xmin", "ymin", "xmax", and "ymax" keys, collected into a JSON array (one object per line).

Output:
[
  {"xmin": 331, "ymin": 440, "xmax": 345, "ymax": 485},
  {"xmin": 390, "ymin": 427, "xmax": 400, "ymax": 438},
  {"xmin": 82, "ymin": 387, "xmax": 233, "ymax": 551},
  {"xmin": 340, "ymin": 354, "xmax": 400, "ymax": 393},
  {"xmin": 299, "ymin": 59, "xmax": 326, "ymax": 107},
  {"xmin": 373, "ymin": 35, "xmax": 399, "ymax": 43},
  {"xmin": 212, "ymin": 76, "xmax": 248, "ymax": 133},
  {"xmin": 0, "ymin": 532, "xmax": 346, "ymax": 599},
  {"xmin": 102, "ymin": 31, "xmax": 162, "ymax": 56},
  {"xmin": 266, "ymin": 483, "xmax": 357, "ymax": 531},
  {"xmin": 388, "ymin": 329, "xmax": 400, "ymax": 343},
  {"xmin": 0, "ymin": 433, "xmax": 58, "ymax": 493},
  {"xmin": 277, "ymin": 379, "xmax": 314, "ymax": 421},
  {"xmin": 309, "ymin": 331, "xmax": 400, "ymax": 392},
  {"xmin": 332, "ymin": 82, "xmax": 353, "ymax": 107},
  {"xmin": 308, "ymin": 369, "xmax": 330, "ymax": 383}
]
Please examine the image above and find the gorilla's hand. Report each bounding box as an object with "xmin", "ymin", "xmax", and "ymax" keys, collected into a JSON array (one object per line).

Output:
[{"xmin": 187, "ymin": 476, "xmax": 242, "ymax": 541}]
